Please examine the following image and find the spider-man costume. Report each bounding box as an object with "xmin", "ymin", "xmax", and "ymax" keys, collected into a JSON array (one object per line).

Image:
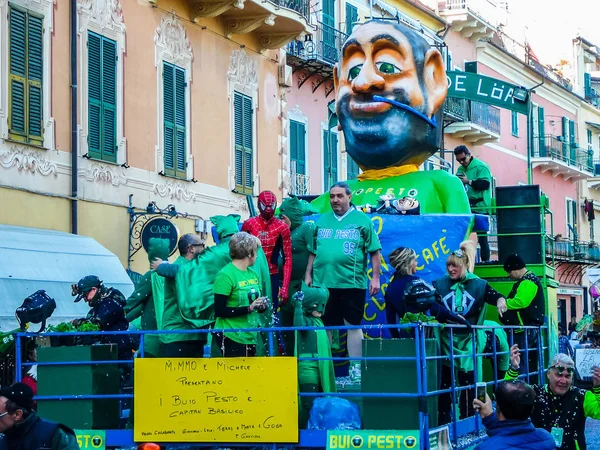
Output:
[{"xmin": 242, "ymin": 191, "xmax": 292, "ymax": 304}]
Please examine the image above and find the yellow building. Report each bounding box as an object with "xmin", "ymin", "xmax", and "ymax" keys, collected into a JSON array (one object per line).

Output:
[{"xmin": 0, "ymin": 0, "xmax": 311, "ymax": 275}]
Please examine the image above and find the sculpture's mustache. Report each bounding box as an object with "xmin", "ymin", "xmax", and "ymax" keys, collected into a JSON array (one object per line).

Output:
[{"xmin": 372, "ymin": 96, "xmax": 437, "ymax": 128}]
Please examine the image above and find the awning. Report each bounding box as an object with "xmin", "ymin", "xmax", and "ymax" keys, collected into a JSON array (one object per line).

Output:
[
  {"xmin": 586, "ymin": 121, "xmax": 600, "ymax": 132},
  {"xmin": 0, "ymin": 225, "xmax": 134, "ymax": 331}
]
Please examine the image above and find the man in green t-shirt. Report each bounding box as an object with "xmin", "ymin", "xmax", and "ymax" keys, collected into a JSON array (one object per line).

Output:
[
  {"xmin": 305, "ymin": 182, "xmax": 382, "ymax": 383},
  {"xmin": 455, "ymin": 145, "xmax": 493, "ymax": 262}
]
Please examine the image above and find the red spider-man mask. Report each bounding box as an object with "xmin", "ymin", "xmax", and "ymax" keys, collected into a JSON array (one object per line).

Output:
[{"xmin": 258, "ymin": 191, "xmax": 277, "ymax": 220}]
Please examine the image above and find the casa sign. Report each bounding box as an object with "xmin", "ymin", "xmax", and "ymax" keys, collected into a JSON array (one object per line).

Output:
[
  {"xmin": 140, "ymin": 217, "xmax": 179, "ymax": 256},
  {"xmin": 446, "ymin": 71, "xmax": 529, "ymax": 115}
]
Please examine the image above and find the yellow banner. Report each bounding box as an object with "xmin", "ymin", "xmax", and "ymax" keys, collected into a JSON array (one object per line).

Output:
[{"xmin": 134, "ymin": 357, "xmax": 299, "ymax": 443}]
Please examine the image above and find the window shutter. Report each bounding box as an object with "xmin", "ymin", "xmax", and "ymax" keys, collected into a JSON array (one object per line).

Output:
[
  {"xmin": 174, "ymin": 66, "xmax": 186, "ymax": 176},
  {"xmin": 331, "ymin": 132, "xmax": 338, "ymax": 183},
  {"xmin": 347, "ymin": 155, "xmax": 359, "ymax": 180},
  {"xmin": 290, "ymin": 120, "xmax": 298, "ymax": 172},
  {"xmin": 27, "ymin": 14, "xmax": 43, "ymax": 144},
  {"xmin": 243, "ymin": 95, "xmax": 253, "ymax": 192},
  {"xmin": 345, "ymin": 3, "xmax": 357, "ymax": 34},
  {"xmin": 562, "ymin": 116, "xmax": 568, "ymax": 157},
  {"xmin": 101, "ymin": 37, "xmax": 117, "ymax": 162},
  {"xmin": 163, "ymin": 62, "xmax": 175, "ymax": 175},
  {"xmin": 88, "ymin": 32, "xmax": 102, "ymax": 158},
  {"xmin": 234, "ymin": 92, "xmax": 244, "ymax": 188},
  {"xmin": 538, "ymin": 107, "xmax": 545, "ymax": 156},
  {"xmin": 296, "ymin": 122, "xmax": 306, "ymax": 175},
  {"xmin": 8, "ymin": 7, "xmax": 27, "ymax": 140},
  {"xmin": 322, "ymin": 0, "xmax": 335, "ymax": 61},
  {"xmin": 323, "ymin": 130, "xmax": 330, "ymax": 190}
]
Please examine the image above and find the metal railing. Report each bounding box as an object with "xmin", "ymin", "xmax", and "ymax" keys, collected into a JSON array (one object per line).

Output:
[
  {"xmin": 267, "ymin": 0, "xmax": 310, "ymax": 22},
  {"xmin": 441, "ymin": 0, "xmax": 499, "ymax": 20},
  {"xmin": 287, "ymin": 22, "xmax": 348, "ymax": 66},
  {"xmin": 548, "ymin": 237, "xmax": 600, "ymax": 263},
  {"xmin": 444, "ymin": 97, "xmax": 501, "ymax": 135},
  {"xmin": 531, "ymin": 135, "xmax": 593, "ymax": 173},
  {"xmin": 14, "ymin": 322, "xmax": 549, "ymax": 449},
  {"xmin": 290, "ymin": 172, "xmax": 311, "ymax": 196}
]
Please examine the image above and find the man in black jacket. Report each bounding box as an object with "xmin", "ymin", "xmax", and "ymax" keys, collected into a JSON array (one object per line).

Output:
[{"xmin": 0, "ymin": 383, "xmax": 79, "ymax": 450}]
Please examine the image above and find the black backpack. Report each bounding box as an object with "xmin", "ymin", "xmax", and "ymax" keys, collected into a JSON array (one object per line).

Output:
[
  {"xmin": 404, "ymin": 278, "xmax": 438, "ymax": 312},
  {"xmin": 15, "ymin": 290, "xmax": 57, "ymax": 332}
]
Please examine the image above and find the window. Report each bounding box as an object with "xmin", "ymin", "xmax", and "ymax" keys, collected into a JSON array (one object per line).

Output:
[
  {"xmin": 345, "ymin": 3, "xmax": 358, "ymax": 34},
  {"xmin": 446, "ymin": 50, "xmax": 453, "ymax": 72},
  {"xmin": 347, "ymin": 155, "xmax": 360, "ymax": 180},
  {"xmin": 88, "ymin": 32, "xmax": 117, "ymax": 162},
  {"xmin": 234, "ymin": 91, "xmax": 253, "ymax": 194},
  {"xmin": 290, "ymin": 120, "xmax": 306, "ymax": 175},
  {"xmin": 588, "ymin": 129, "xmax": 593, "ymax": 151},
  {"xmin": 322, "ymin": 0, "xmax": 336, "ymax": 61},
  {"xmin": 566, "ymin": 198, "xmax": 577, "ymax": 240},
  {"xmin": 8, "ymin": 6, "xmax": 43, "ymax": 146},
  {"xmin": 511, "ymin": 110, "xmax": 519, "ymax": 137},
  {"xmin": 162, "ymin": 62, "xmax": 187, "ymax": 179},
  {"xmin": 323, "ymin": 128, "xmax": 338, "ymax": 190}
]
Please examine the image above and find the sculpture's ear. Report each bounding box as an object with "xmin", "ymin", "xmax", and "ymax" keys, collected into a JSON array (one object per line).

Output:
[{"xmin": 423, "ymin": 48, "xmax": 448, "ymax": 115}]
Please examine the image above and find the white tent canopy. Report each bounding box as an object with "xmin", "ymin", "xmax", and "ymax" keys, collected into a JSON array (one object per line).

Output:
[{"xmin": 0, "ymin": 225, "xmax": 134, "ymax": 331}]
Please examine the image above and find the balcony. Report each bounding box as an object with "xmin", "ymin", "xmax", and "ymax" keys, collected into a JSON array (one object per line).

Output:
[
  {"xmin": 443, "ymin": 97, "xmax": 501, "ymax": 145},
  {"xmin": 286, "ymin": 22, "xmax": 348, "ymax": 93},
  {"xmin": 187, "ymin": 0, "xmax": 313, "ymax": 50},
  {"xmin": 531, "ymin": 135, "xmax": 593, "ymax": 180},
  {"xmin": 587, "ymin": 159, "xmax": 600, "ymax": 189},
  {"xmin": 438, "ymin": 0, "xmax": 496, "ymax": 40},
  {"xmin": 547, "ymin": 238, "xmax": 600, "ymax": 264},
  {"xmin": 290, "ymin": 172, "xmax": 311, "ymax": 196}
]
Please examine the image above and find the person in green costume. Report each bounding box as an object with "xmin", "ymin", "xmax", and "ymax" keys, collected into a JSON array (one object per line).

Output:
[
  {"xmin": 292, "ymin": 284, "xmax": 336, "ymax": 427},
  {"xmin": 278, "ymin": 197, "xmax": 318, "ymax": 355},
  {"xmin": 455, "ymin": 145, "xmax": 493, "ymax": 261},
  {"xmin": 125, "ymin": 238, "xmax": 170, "ymax": 358},
  {"xmin": 433, "ymin": 240, "xmax": 506, "ymax": 424},
  {"xmin": 481, "ymin": 320, "xmax": 510, "ymax": 381},
  {"xmin": 152, "ymin": 215, "xmax": 273, "ymax": 355},
  {"xmin": 309, "ymin": 20, "xmax": 469, "ymax": 214},
  {"xmin": 213, "ymin": 232, "xmax": 268, "ymax": 357},
  {"xmin": 151, "ymin": 233, "xmax": 206, "ymax": 358}
]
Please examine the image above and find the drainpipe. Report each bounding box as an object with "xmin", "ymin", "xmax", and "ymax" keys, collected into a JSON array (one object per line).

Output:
[{"xmin": 70, "ymin": 0, "xmax": 78, "ymax": 234}]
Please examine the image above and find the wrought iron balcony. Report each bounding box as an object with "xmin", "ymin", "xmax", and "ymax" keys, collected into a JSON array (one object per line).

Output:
[
  {"xmin": 443, "ymin": 97, "xmax": 501, "ymax": 144},
  {"xmin": 546, "ymin": 237, "xmax": 600, "ymax": 263},
  {"xmin": 286, "ymin": 22, "xmax": 348, "ymax": 84},
  {"xmin": 290, "ymin": 173, "xmax": 311, "ymax": 196},
  {"xmin": 531, "ymin": 135, "xmax": 593, "ymax": 180},
  {"xmin": 188, "ymin": 0, "xmax": 312, "ymax": 51}
]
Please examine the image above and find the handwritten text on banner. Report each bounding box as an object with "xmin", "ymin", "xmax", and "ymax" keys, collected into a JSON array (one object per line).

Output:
[
  {"xmin": 134, "ymin": 357, "xmax": 299, "ymax": 443},
  {"xmin": 575, "ymin": 348, "xmax": 600, "ymax": 378}
]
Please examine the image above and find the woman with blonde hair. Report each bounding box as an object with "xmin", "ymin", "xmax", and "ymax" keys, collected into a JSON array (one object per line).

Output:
[
  {"xmin": 433, "ymin": 240, "xmax": 506, "ymax": 424},
  {"xmin": 385, "ymin": 247, "xmax": 469, "ymax": 338}
]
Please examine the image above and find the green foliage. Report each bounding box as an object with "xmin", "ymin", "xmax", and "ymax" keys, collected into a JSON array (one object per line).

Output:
[
  {"xmin": 78, "ymin": 322, "xmax": 100, "ymax": 332},
  {"xmin": 399, "ymin": 312, "xmax": 439, "ymax": 324}
]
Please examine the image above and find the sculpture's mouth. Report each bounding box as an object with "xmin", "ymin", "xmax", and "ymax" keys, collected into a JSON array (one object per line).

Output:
[
  {"xmin": 349, "ymin": 95, "xmax": 392, "ymax": 115},
  {"xmin": 371, "ymin": 95, "xmax": 437, "ymax": 128}
]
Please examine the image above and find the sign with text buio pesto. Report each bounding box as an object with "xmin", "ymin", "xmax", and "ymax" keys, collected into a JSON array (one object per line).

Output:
[
  {"xmin": 134, "ymin": 357, "xmax": 299, "ymax": 443},
  {"xmin": 327, "ymin": 430, "xmax": 420, "ymax": 449},
  {"xmin": 447, "ymin": 71, "xmax": 529, "ymax": 115},
  {"xmin": 140, "ymin": 217, "xmax": 179, "ymax": 256}
]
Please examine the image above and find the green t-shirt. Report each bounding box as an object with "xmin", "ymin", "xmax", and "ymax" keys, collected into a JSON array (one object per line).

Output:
[
  {"xmin": 309, "ymin": 171, "xmax": 470, "ymax": 214},
  {"xmin": 309, "ymin": 208, "xmax": 382, "ymax": 289},
  {"xmin": 279, "ymin": 220, "xmax": 315, "ymax": 285},
  {"xmin": 456, "ymin": 157, "xmax": 492, "ymax": 213},
  {"xmin": 213, "ymin": 263, "xmax": 262, "ymax": 345}
]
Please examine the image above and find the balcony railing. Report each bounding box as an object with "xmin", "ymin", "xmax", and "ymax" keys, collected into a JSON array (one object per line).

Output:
[
  {"xmin": 546, "ymin": 237, "xmax": 600, "ymax": 263},
  {"xmin": 287, "ymin": 22, "xmax": 348, "ymax": 67},
  {"xmin": 531, "ymin": 135, "xmax": 593, "ymax": 173},
  {"xmin": 268, "ymin": 0, "xmax": 310, "ymax": 22},
  {"xmin": 290, "ymin": 173, "xmax": 311, "ymax": 196},
  {"xmin": 444, "ymin": 97, "xmax": 501, "ymax": 134}
]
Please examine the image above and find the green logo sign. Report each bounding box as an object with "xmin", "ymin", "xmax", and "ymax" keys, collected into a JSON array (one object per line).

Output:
[
  {"xmin": 447, "ymin": 71, "xmax": 528, "ymax": 115},
  {"xmin": 75, "ymin": 430, "xmax": 106, "ymax": 450},
  {"xmin": 327, "ymin": 430, "xmax": 419, "ymax": 449}
]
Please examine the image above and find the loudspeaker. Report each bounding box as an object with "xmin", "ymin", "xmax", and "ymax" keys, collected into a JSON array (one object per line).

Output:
[{"xmin": 496, "ymin": 185, "xmax": 543, "ymax": 265}]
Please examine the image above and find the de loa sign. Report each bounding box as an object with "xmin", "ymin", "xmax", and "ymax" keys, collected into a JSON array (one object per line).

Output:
[
  {"xmin": 447, "ymin": 71, "xmax": 528, "ymax": 115},
  {"xmin": 141, "ymin": 217, "xmax": 179, "ymax": 256}
]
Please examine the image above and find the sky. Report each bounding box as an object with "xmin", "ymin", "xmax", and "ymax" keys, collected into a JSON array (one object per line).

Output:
[{"xmin": 507, "ymin": 0, "xmax": 600, "ymax": 67}]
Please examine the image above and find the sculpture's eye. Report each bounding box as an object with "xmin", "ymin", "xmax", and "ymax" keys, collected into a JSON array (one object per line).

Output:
[
  {"xmin": 348, "ymin": 65, "xmax": 362, "ymax": 81},
  {"xmin": 375, "ymin": 62, "xmax": 401, "ymax": 75}
]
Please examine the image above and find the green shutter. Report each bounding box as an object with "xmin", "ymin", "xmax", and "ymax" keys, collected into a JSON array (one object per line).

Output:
[
  {"xmin": 585, "ymin": 73, "xmax": 592, "ymax": 99},
  {"xmin": 323, "ymin": 130, "xmax": 330, "ymax": 190},
  {"xmin": 290, "ymin": 120, "xmax": 306, "ymax": 175},
  {"xmin": 163, "ymin": 62, "xmax": 186, "ymax": 178},
  {"xmin": 323, "ymin": 129, "xmax": 338, "ymax": 190},
  {"xmin": 234, "ymin": 92, "xmax": 253, "ymax": 194},
  {"xmin": 9, "ymin": 6, "xmax": 43, "ymax": 146},
  {"xmin": 331, "ymin": 132, "xmax": 338, "ymax": 183},
  {"xmin": 347, "ymin": 155, "xmax": 360, "ymax": 180},
  {"xmin": 322, "ymin": 0, "xmax": 336, "ymax": 61},
  {"xmin": 562, "ymin": 116, "xmax": 569, "ymax": 157},
  {"xmin": 511, "ymin": 110, "xmax": 519, "ymax": 136},
  {"xmin": 88, "ymin": 32, "xmax": 117, "ymax": 162},
  {"xmin": 345, "ymin": 3, "xmax": 358, "ymax": 34},
  {"xmin": 538, "ymin": 106, "xmax": 545, "ymax": 156}
]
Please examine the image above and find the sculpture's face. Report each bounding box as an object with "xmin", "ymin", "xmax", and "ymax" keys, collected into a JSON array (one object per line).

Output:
[{"xmin": 334, "ymin": 21, "xmax": 448, "ymax": 170}]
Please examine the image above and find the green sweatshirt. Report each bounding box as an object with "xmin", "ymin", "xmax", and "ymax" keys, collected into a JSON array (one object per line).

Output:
[{"xmin": 456, "ymin": 157, "xmax": 492, "ymax": 214}]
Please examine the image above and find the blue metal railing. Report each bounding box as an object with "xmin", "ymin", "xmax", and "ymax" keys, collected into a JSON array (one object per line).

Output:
[{"xmin": 15, "ymin": 322, "xmax": 548, "ymax": 449}]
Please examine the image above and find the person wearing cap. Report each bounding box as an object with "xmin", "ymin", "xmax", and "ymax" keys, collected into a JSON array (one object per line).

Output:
[
  {"xmin": 0, "ymin": 382, "xmax": 79, "ymax": 450},
  {"xmin": 71, "ymin": 275, "xmax": 134, "ymax": 362},
  {"xmin": 501, "ymin": 254, "xmax": 545, "ymax": 383},
  {"xmin": 506, "ymin": 345, "xmax": 600, "ymax": 450}
]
